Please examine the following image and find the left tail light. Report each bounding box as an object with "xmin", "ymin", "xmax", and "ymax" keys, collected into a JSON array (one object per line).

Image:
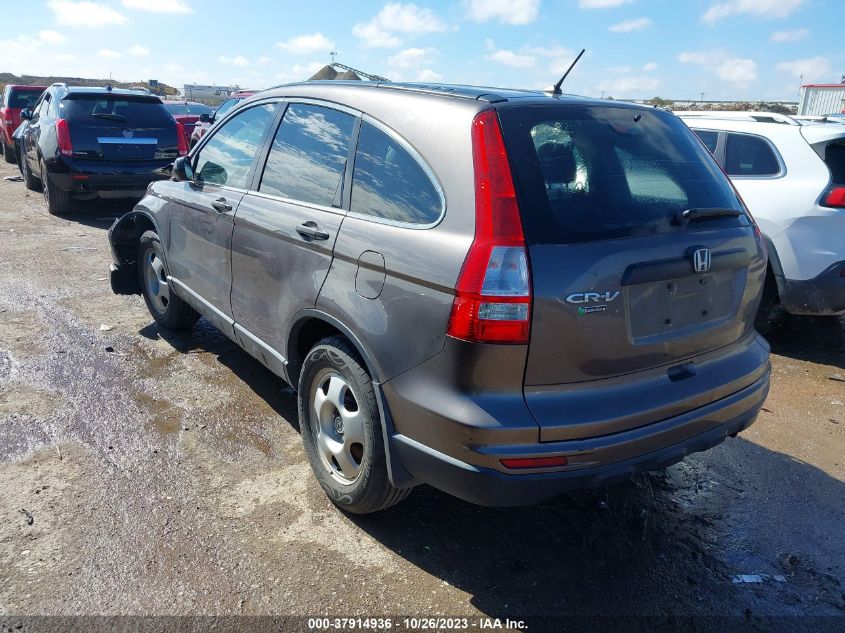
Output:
[
  {"xmin": 176, "ymin": 122, "xmax": 188, "ymax": 156},
  {"xmin": 822, "ymin": 186, "xmax": 845, "ymax": 208},
  {"xmin": 56, "ymin": 119, "xmax": 73, "ymax": 157}
]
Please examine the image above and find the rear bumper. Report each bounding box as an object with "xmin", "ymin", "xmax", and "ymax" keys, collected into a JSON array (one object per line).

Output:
[
  {"xmin": 47, "ymin": 160, "xmax": 171, "ymax": 198},
  {"xmin": 781, "ymin": 261, "xmax": 845, "ymax": 315},
  {"xmin": 391, "ymin": 369, "xmax": 768, "ymax": 506}
]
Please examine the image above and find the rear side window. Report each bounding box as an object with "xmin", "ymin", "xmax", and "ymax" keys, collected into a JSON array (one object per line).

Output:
[
  {"xmin": 725, "ymin": 133, "xmax": 781, "ymax": 176},
  {"xmin": 259, "ymin": 104, "xmax": 355, "ymax": 207},
  {"xmin": 823, "ymin": 140, "xmax": 845, "ymax": 184},
  {"xmin": 61, "ymin": 94, "xmax": 174, "ymax": 126},
  {"xmin": 195, "ymin": 103, "xmax": 276, "ymax": 188},
  {"xmin": 8, "ymin": 89, "xmax": 42, "ymax": 109},
  {"xmin": 350, "ymin": 122, "xmax": 442, "ymax": 224},
  {"xmin": 693, "ymin": 129, "xmax": 719, "ymax": 155},
  {"xmin": 499, "ymin": 105, "xmax": 745, "ymax": 244}
]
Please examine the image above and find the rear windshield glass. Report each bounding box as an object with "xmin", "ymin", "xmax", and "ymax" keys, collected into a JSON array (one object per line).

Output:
[
  {"xmin": 8, "ymin": 89, "xmax": 42, "ymax": 109},
  {"xmin": 824, "ymin": 140, "xmax": 845, "ymax": 184},
  {"xmin": 165, "ymin": 103, "xmax": 212, "ymax": 116},
  {"xmin": 498, "ymin": 105, "xmax": 746, "ymax": 245},
  {"xmin": 61, "ymin": 94, "xmax": 174, "ymax": 127}
]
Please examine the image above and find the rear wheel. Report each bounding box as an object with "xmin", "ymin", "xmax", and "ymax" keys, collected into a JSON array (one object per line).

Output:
[
  {"xmin": 298, "ymin": 336, "xmax": 411, "ymax": 514},
  {"xmin": 3, "ymin": 142, "xmax": 15, "ymax": 164},
  {"xmin": 138, "ymin": 230, "xmax": 199, "ymax": 331},
  {"xmin": 41, "ymin": 161, "xmax": 73, "ymax": 216},
  {"xmin": 21, "ymin": 155, "xmax": 41, "ymax": 191}
]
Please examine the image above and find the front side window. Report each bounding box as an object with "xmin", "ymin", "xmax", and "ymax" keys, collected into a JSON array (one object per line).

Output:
[
  {"xmin": 195, "ymin": 103, "xmax": 276, "ymax": 189},
  {"xmin": 725, "ymin": 133, "xmax": 781, "ymax": 177},
  {"xmin": 259, "ymin": 103, "xmax": 355, "ymax": 207},
  {"xmin": 350, "ymin": 122, "xmax": 442, "ymax": 224},
  {"xmin": 693, "ymin": 129, "xmax": 719, "ymax": 155}
]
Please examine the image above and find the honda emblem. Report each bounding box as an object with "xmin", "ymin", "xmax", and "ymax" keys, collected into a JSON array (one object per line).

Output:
[{"xmin": 692, "ymin": 248, "xmax": 712, "ymax": 274}]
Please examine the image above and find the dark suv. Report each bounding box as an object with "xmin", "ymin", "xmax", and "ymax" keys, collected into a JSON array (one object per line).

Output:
[
  {"xmin": 20, "ymin": 84, "xmax": 186, "ymax": 215},
  {"xmin": 108, "ymin": 82, "xmax": 771, "ymax": 514}
]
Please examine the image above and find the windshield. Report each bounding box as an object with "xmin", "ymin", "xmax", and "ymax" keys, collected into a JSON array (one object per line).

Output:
[
  {"xmin": 498, "ymin": 104, "xmax": 747, "ymax": 245},
  {"xmin": 214, "ymin": 98, "xmax": 240, "ymax": 118},
  {"xmin": 61, "ymin": 94, "xmax": 174, "ymax": 126},
  {"xmin": 165, "ymin": 103, "xmax": 213, "ymax": 116}
]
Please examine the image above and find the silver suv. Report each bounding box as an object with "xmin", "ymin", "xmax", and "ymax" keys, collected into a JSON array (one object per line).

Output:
[{"xmin": 109, "ymin": 82, "xmax": 771, "ymax": 514}]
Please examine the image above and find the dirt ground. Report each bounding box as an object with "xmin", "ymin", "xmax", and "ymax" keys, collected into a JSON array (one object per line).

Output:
[{"xmin": 0, "ymin": 159, "xmax": 843, "ymax": 632}]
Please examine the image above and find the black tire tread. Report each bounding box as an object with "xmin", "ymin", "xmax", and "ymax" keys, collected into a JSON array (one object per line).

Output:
[
  {"xmin": 300, "ymin": 335, "xmax": 412, "ymax": 514},
  {"xmin": 3, "ymin": 143, "xmax": 16, "ymax": 164},
  {"xmin": 42, "ymin": 163, "xmax": 73, "ymax": 216},
  {"xmin": 138, "ymin": 230, "xmax": 200, "ymax": 331}
]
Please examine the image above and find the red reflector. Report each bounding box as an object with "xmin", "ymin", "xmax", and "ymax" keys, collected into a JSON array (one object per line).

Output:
[
  {"xmin": 71, "ymin": 174, "xmax": 89, "ymax": 180},
  {"xmin": 56, "ymin": 119, "xmax": 72, "ymax": 157},
  {"xmin": 501, "ymin": 456, "xmax": 568, "ymax": 469},
  {"xmin": 824, "ymin": 186, "xmax": 845, "ymax": 208}
]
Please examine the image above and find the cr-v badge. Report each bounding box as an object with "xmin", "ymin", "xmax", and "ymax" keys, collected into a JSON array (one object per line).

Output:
[{"xmin": 566, "ymin": 291, "xmax": 621, "ymax": 304}]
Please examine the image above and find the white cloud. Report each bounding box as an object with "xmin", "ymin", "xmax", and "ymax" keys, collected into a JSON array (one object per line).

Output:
[
  {"xmin": 487, "ymin": 50, "xmax": 535, "ymax": 68},
  {"xmin": 388, "ymin": 47, "xmax": 438, "ymax": 68},
  {"xmin": 98, "ymin": 49, "xmax": 122, "ymax": 59},
  {"xmin": 257, "ymin": 56, "xmax": 273, "ymax": 66},
  {"xmin": 677, "ymin": 50, "xmax": 712, "ymax": 65},
  {"xmin": 702, "ymin": 0, "xmax": 804, "ymax": 24},
  {"xmin": 417, "ymin": 69, "xmax": 443, "ymax": 82},
  {"xmin": 277, "ymin": 33, "xmax": 334, "ymax": 55},
  {"xmin": 776, "ymin": 56, "xmax": 832, "ymax": 82},
  {"xmin": 643, "ymin": 62, "xmax": 658, "ymax": 71},
  {"xmin": 48, "ymin": 1, "xmax": 128, "ymax": 27},
  {"xmin": 770, "ymin": 28, "xmax": 809, "ymax": 42},
  {"xmin": 353, "ymin": 3, "xmax": 449, "ymax": 48},
  {"xmin": 579, "ymin": 0, "xmax": 632, "ymax": 7},
  {"xmin": 127, "ymin": 44, "xmax": 149, "ymax": 57},
  {"xmin": 219, "ymin": 55, "xmax": 250, "ymax": 67},
  {"xmin": 38, "ymin": 30, "xmax": 66, "ymax": 44},
  {"xmin": 609, "ymin": 17, "xmax": 652, "ymax": 32},
  {"xmin": 121, "ymin": 0, "xmax": 192, "ymax": 13},
  {"xmin": 466, "ymin": 0, "xmax": 540, "ymax": 25},
  {"xmin": 716, "ymin": 58, "xmax": 757, "ymax": 85},
  {"xmin": 597, "ymin": 76, "xmax": 662, "ymax": 95}
]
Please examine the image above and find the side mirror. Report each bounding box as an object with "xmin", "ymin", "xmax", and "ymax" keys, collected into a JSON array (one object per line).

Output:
[
  {"xmin": 171, "ymin": 156, "xmax": 195, "ymax": 182},
  {"xmin": 199, "ymin": 113, "xmax": 211, "ymax": 123},
  {"xmin": 20, "ymin": 109, "xmax": 32, "ymax": 121}
]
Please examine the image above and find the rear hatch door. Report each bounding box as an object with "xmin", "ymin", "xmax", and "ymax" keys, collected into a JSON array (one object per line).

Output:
[
  {"xmin": 61, "ymin": 93, "xmax": 180, "ymax": 162},
  {"xmin": 498, "ymin": 104, "xmax": 766, "ymax": 438}
]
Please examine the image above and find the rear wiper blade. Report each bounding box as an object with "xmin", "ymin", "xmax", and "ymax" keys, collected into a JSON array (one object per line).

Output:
[
  {"xmin": 675, "ymin": 207, "xmax": 742, "ymax": 224},
  {"xmin": 91, "ymin": 113, "xmax": 126, "ymax": 121}
]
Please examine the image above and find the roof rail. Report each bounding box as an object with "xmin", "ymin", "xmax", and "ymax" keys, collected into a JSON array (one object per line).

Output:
[
  {"xmin": 376, "ymin": 82, "xmax": 510, "ymax": 103},
  {"xmin": 674, "ymin": 110, "xmax": 800, "ymax": 125},
  {"xmin": 50, "ymin": 82, "xmax": 68, "ymax": 88}
]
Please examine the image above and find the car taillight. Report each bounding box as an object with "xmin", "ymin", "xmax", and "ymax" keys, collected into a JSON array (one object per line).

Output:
[
  {"xmin": 1, "ymin": 108, "xmax": 11, "ymax": 126},
  {"xmin": 56, "ymin": 119, "xmax": 73, "ymax": 157},
  {"xmin": 447, "ymin": 110, "xmax": 531, "ymax": 345},
  {"xmin": 822, "ymin": 186, "xmax": 845, "ymax": 208},
  {"xmin": 175, "ymin": 122, "xmax": 188, "ymax": 156}
]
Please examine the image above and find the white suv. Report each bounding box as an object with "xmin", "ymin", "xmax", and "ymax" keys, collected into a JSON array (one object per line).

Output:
[{"xmin": 679, "ymin": 111, "xmax": 845, "ymax": 323}]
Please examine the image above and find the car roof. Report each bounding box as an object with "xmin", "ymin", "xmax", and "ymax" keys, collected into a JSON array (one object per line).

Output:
[
  {"xmin": 62, "ymin": 86, "xmax": 161, "ymax": 97},
  {"xmin": 255, "ymin": 80, "xmax": 648, "ymax": 111}
]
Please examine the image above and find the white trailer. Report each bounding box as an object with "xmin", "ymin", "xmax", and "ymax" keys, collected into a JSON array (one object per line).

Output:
[{"xmin": 799, "ymin": 83, "xmax": 845, "ymax": 116}]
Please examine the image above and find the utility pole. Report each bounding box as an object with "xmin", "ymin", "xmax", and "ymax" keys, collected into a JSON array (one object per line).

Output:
[{"xmin": 700, "ymin": 91, "xmax": 705, "ymax": 104}]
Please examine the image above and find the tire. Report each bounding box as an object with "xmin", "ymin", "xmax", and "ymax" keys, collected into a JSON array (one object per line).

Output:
[
  {"xmin": 755, "ymin": 268, "xmax": 779, "ymax": 331},
  {"xmin": 41, "ymin": 161, "xmax": 73, "ymax": 216},
  {"xmin": 22, "ymin": 154, "xmax": 41, "ymax": 191},
  {"xmin": 298, "ymin": 336, "xmax": 412, "ymax": 514},
  {"xmin": 3, "ymin": 142, "xmax": 15, "ymax": 164},
  {"xmin": 138, "ymin": 230, "xmax": 200, "ymax": 331}
]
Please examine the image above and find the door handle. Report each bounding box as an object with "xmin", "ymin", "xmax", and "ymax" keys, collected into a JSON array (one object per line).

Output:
[
  {"xmin": 296, "ymin": 221, "xmax": 330, "ymax": 241},
  {"xmin": 211, "ymin": 197, "xmax": 232, "ymax": 213}
]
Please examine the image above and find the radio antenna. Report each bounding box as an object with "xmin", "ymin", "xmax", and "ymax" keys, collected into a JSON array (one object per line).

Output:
[{"xmin": 549, "ymin": 48, "xmax": 586, "ymax": 95}]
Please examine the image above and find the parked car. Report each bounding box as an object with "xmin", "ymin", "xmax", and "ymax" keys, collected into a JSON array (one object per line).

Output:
[
  {"xmin": 163, "ymin": 100, "xmax": 213, "ymax": 148},
  {"xmin": 189, "ymin": 89, "xmax": 256, "ymax": 149},
  {"xmin": 108, "ymin": 83, "xmax": 770, "ymax": 514},
  {"xmin": 1, "ymin": 84, "xmax": 46, "ymax": 163},
  {"xmin": 20, "ymin": 84, "xmax": 187, "ymax": 215},
  {"xmin": 679, "ymin": 111, "xmax": 845, "ymax": 323}
]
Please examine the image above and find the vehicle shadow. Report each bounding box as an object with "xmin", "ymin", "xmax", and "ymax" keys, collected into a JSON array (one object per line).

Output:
[
  {"xmin": 760, "ymin": 308, "xmax": 845, "ymax": 369},
  {"xmin": 53, "ymin": 199, "xmax": 134, "ymax": 230},
  {"xmin": 138, "ymin": 319, "xmax": 300, "ymax": 428}
]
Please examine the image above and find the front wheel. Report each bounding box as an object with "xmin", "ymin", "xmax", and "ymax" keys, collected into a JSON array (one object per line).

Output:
[
  {"xmin": 22, "ymin": 155, "xmax": 41, "ymax": 191},
  {"xmin": 3, "ymin": 142, "xmax": 15, "ymax": 164},
  {"xmin": 298, "ymin": 336, "xmax": 411, "ymax": 514},
  {"xmin": 138, "ymin": 230, "xmax": 200, "ymax": 331}
]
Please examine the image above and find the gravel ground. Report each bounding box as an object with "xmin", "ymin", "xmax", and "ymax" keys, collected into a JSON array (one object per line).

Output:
[{"xmin": 0, "ymin": 160, "xmax": 843, "ymax": 632}]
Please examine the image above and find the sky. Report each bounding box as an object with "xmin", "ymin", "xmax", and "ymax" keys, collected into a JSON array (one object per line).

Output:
[{"xmin": 2, "ymin": 0, "xmax": 843, "ymax": 102}]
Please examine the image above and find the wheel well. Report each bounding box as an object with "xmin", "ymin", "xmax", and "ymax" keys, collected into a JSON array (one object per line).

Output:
[
  {"xmin": 288, "ymin": 318, "xmax": 366, "ymax": 388},
  {"xmin": 112, "ymin": 213, "xmax": 156, "ymax": 266}
]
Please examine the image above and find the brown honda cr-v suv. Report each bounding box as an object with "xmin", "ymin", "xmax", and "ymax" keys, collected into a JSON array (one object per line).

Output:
[{"xmin": 109, "ymin": 81, "xmax": 771, "ymax": 514}]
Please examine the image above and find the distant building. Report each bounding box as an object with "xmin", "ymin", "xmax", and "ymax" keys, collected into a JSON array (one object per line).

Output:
[
  {"xmin": 798, "ymin": 83, "xmax": 845, "ymax": 116},
  {"xmin": 182, "ymin": 84, "xmax": 240, "ymax": 104}
]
